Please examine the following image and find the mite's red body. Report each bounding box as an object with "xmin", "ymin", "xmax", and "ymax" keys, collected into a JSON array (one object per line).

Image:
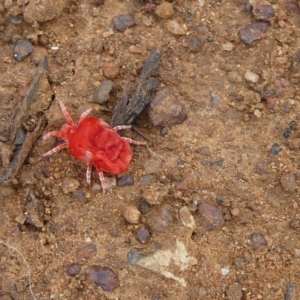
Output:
[{"xmin": 43, "ymin": 101, "xmax": 145, "ymax": 192}]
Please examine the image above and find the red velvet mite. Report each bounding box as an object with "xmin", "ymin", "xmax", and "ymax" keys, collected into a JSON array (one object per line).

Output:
[{"xmin": 43, "ymin": 101, "xmax": 146, "ymax": 192}]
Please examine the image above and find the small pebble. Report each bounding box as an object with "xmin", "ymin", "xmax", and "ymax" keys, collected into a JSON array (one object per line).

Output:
[
  {"xmin": 123, "ymin": 205, "xmax": 141, "ymax": 224},
  {"xmin": 197, "ymin": 203, "xmax": 225, "ymax": 231},
  {"xmin": 270, "ymin": 143, "xmax": 281, "ymax": 156},
  {"xmin": 76, "ymin": 244, "xmax": 97, "ymax": 260},
  {"xmin": 85, "ymin": 265, "xmax": 119, "ymax": 292},
  {"xmin": 142, "ymin": 174, "xmax": 153, "ymax": 186},
  {"xmin": 284, "ymin": 282, "xmax": 297, "ymax": 300},
  {"xmin": 136, "ymin": 228, "xmax": 150, "ymax": 243},
  {"xmin": 160, "ymin": 127, "xmax": 168, "ymax": 136},
  {"xmin": 253, "ymin": 108, "xmax": 262, "ymax": 118},
  {"xmin": 67, "ymin": 263, "xmax": 81, "ymax": 276},
  {"xmin": 102, "ymin": 62, "xmax": 119, "ymax": 79},
  {"xmin": 253, "ymin": 3, "xmax": 275, "ymax": 21},
  {"xmin": 179, "ymin": 206, "xmax": 195, "ymax": 230},
  {"xmin": 280, "ymin": 173, "xmax": 298, "ymax": 192},
  {"xmin": 142, "ymin": 184, "xmax": 168, "ymax": 205},
  {"xmin": 221, "ymin": 268, "xmax": 230, "ymax": 276},
  {"xmin": 226, "ymin": 282, "xmax": 243, "ymax": 300},
  {"xmin": 285, "ymin": 3, "xmax": 300, "ymax": 14},
  {"xmin": 73, "ymin": 190, "xmax": 86, "ymax": 202},
  {"xmin": 117, "ymin": 174, "xmax": 134, "ymax": 186},
  {"xmin": 227, "ymin": 71, "xmax": 242, "ymax": 83},
  {"xmin": 166, "ymin": 20, "xmax": 185, "ymax": 35},
  {"xmin": 222, "ymin": 42, "xmax": 234, "ymax": 51},
  {"xmin": 94, "ymin": 80, "xmax": 112, "ymax": 104},
  {"xmin": 155, "ymin": 2, "xmax": 174, "ymax": 19},
  {"xmin": 62, "ymin": 177, "xmax": 80, "ymax": 194},
  {"xmin": 210, "ymin": 93, "xmax": 220, "ymax": 108},
  {"xmin": 146, "ymin": 205, "xmax": 173, "ymax": 233},
  {"xmin": 238, "ymin": 22, "xmax": 268, "ymax": 46},
  {"xmin": 234, "ymin": 257, "xmax": 245, "ymax": 269},
  {"xmin": 250, "ymin": 232, "xmax": 267, "ymax": 250},
  {"xmin": 149, "ymin": 88, "xmax": 187, "ymax": 127},
  {"xmin": 138, "ymin": 199, "xmax": 152, "ymax": 214},
  {"xmin": 244, "ymin": 70, "xmax": 259, "ymax": 82},
  {"xmin": 144, "ymin": 158, "xmax": 162, "ymax": 174},
  {"xmin": 94, "ymin": 0, "xmax": 104, "ymax": 6},
  {"xmin": 9, "ymin": 13, "xmax": 23, "ymax": 24},
  {"xmin": 112, "ymin": 14, "xmax": 134, "ymax": 32},
  {"xmin": 230, "ymin": 207, "xmax": 240, "ymax": 217},
  {"xmin": 187, "ymin": 34, "xmax": 204, "ymax": 53},
  {"xmin": 13, "ymin": 39, "xmax": 33, "ymax": 62},
  {"xmin": 38, "ymin": 34, "xmax": 49, "ymax": 46}
]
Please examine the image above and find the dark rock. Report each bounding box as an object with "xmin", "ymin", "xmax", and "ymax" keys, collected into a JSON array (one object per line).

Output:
[
  {"xmin": 25, "ymin": 193, "xmax": 45, "ymax": 228},
  {"xmin": 9, "ymin": 14, "xmax": 23, "ymax": 24},
  {"xmin": 148, "ymin": 88, "xmax": 187, "ymax": 127},
  {"xmin": 250, "ymin": 232, "xmax": 267, "ymax": 250},
  {"xmin": 197, "ymin": 203, "xmax": 225, "ymax": 231},
  {"xmin": 94, "ymin": 80, "xmax": 112, "ymax": 104},
  {"xmin": 14, "ymin": 128, "xmax": 26, "ymax": 145},
  {"xmin": 73, "ymin": 190, "xmax": 86, "ymax": 202},
  {"xmin": 210, "ymin": 158, "xmax": 224, "ymax": 167},
  {"xmin": 243, "ymin": 0, "xmax": 253, "ymax": 14},
  {"xmin": 117, "ymin": 174, "xmax": 134, "ymax": 186},
  {"xmin": 284, "ymin": 282, "xmax": 297, "ymax": 300},
  {"xmin": 187, "ymin": 34, "xmax": 205, "ymax": 53},
  {"xmin": 160, "ymin": 127, "xmax": 168, "ymax": 136},
  {"xmin": 13, "ymin": 39, "xmax": 33, "ymax": 62},
  {"xmin": 138, "ymin": 199, "xmax": 152, "ymax": 214},
  {"xmin": 210, "ymin": 93, "xmax": 220, "ymax": 108},
  {"xmin": 94, "ymin": 0, "xmax": 105, "ymax": 6},
  {"xmin": 250, "ymin": 21, "xmax": 269, "ymax": 32},
  {"xmin": 253, "ymin": 3, "xmax": 275, "ymax": 21},
  {"xmin": 238, "ymin": 22, "xmax": 269, "ymax": 46},
  {"xmin": 146, "ymin": 205, "xmax": 173, "ymax": 232},
  {"xmin": 76, "ymin": 244, "xmax": 97, "ymax": 260},
  {"xmin": 270, "ymin": 143, "xmax": 281, "ymax": 156},
  {"xmin": 280, "ymin": 173, "xmax": 298, "ymax": 192},
  {"xmin": 255, "ymin": 161, "xmax": 270, "ymax": 175},
  {"xmin": 137, "ymin": 228, "xmax": 150, "ymax": 243},
  {"xmin": 67, "ymin": 263, "xmax": 81, "ymax": 276},
  {"xmin": 85, "ymin": 265, "xmax": 120, "ymax": 292},
  {"xmin": 112, "ymin": 15, "xmax": 134, "ymax": 32},
  {"xmin": 142, "ymin": 174, "xmax": 153, "ymax": 186},
  {"xmin": 0, "ymin": 104, "xmax": 14, "ymax": 142},
  {"xmin": 285, "ymin": 3, "xmax": 300, "ymax": 14}
]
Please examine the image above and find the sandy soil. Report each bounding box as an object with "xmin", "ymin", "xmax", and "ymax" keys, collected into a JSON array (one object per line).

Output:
[{"xmin": 1, "ymin": 0, "xmax": 300, "ymax": 299}]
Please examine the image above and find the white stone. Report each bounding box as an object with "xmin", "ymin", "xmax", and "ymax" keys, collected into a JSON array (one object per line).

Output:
[{"xmin": 244, "ymin": 70, "xmax": 259, "ymax": 82}]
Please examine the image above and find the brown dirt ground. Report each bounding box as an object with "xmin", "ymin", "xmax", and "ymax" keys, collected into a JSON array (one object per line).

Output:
[{"xmin": 1, "ymin": 0, "xmax": 300, "ymax": 299}]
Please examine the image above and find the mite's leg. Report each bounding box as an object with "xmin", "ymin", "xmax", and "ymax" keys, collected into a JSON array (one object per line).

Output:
[
  {"xmin": 43, "ymin": 131, "xmax": 67, "ymax": 141},
  {"xmin": 98, "ymin": 170, "xmax": 107, "ymax": 193},
  {"xmin": 43, "ymin": 143, "xmax": 69, "ymax": 156},
  {"xmin": 58, "ymin": 101, "xmax": 76, "ymax": 126},
  {"xmin": 122, "ymin": 137, "xmax": 147, "ymax": 146},
  {"xmin": 86, "ymin": 162, "xmax": 92, "ymax": 185},
  {"xmin": 79, "ymin": 108, "xmax": 92, "ymax": 124},
  {"xmin": 113, "ymin": 125, "xmax": 132, "ymax": 132}
]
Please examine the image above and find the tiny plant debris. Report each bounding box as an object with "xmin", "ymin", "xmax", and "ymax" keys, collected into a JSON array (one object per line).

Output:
[
  {"xmin": 43, "ymin": 101, "xmax": 146, "ymax": 192},
  {"xmin": 0, "ymin": 238, "xmax": 36, "ymax": 300}
]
